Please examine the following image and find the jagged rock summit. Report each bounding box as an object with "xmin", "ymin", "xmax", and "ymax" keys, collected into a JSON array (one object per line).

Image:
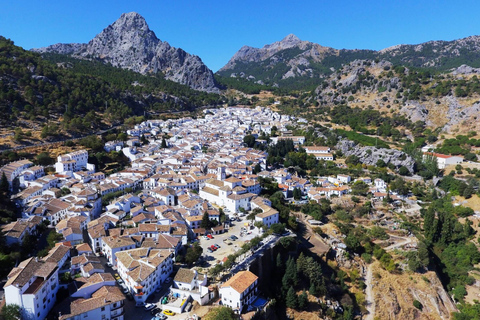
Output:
[
  {"xmin": 219, "ymin": 34, "xmax": 335, "ymax": 72},
  {"xmin": 34, "ymin": 12, "xmax": 219, "ymax": 93}
]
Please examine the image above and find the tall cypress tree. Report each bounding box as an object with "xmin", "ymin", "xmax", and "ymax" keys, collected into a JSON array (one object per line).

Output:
[
  {"xmin": 200, "ymin": 211, "xmax": 211, "ymax": 229},
  {"xmin": 0, "ymin": 172, "xmax": 8, "ymax": 194}
]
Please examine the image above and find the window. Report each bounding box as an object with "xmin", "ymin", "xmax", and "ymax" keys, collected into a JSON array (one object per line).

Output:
[
  {"xmin": 101, "ymin": 307, "xmax": 105, "ymax": 311},
  {"xmin": 84, "ymin": 314, "xmax": 87, "ymax": 318}
]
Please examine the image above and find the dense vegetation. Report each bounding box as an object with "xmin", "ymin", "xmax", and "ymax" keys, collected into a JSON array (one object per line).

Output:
[{"xmin": 0, "ymin": 37, "xmax": 222, "ymax": 137}]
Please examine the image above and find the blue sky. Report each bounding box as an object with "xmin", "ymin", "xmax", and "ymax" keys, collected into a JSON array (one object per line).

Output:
[{"xmin": 1, "ymin": 0, "xmax": 479, "ymax": 71}]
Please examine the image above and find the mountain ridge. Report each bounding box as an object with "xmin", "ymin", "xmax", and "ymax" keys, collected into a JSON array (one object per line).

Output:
[
  {"xmin": 217, "ymin": 33, "xmax": 480, "ymax": 89},
  {"xmin": 33, "ymin": 12, "xmax": 219, "ymax": 93}
]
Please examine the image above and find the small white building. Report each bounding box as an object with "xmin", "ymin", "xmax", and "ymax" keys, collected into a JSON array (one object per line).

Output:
[
  {"xmin": 423, "ymin": 152, "xmax": 464, "ymax": 169},
  {"xmin": 220, "ymin": 270, "xmax": 258, "ymax": 313}
]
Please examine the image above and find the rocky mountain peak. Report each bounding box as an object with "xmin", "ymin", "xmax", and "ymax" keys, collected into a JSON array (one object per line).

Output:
[
  {"xmin": 114, "ymin": 12, "xmax": 150, "ymax": 31},
  {"xmin": 33, "ymin": 12, "xmax": 218, "ymax": 92},
  {"xmin": 281, "ymin": 34, "xmax": 301, "ymax": 44}
]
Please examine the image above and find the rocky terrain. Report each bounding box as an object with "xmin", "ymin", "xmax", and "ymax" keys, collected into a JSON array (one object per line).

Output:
[
  {"xmin": 336, "ymin": 139, "xmax": 416, "ymax": 173},
  {"xmin": 34, "ymin": 12, "xmax": 219, "ymax": 93},
  {"xmin": 371, "ymin": 263, "xmax": 457, "ymax": 320}
]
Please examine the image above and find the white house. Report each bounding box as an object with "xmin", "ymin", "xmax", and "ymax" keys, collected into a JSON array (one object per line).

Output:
[
  {"xmin": 55, "ymin": 150, "xmax": 95, "ymax": 175},
  {"xmin": 101, "ymin": 236, "xmax": 136, "ymax": 266},
  {"xmin": 115, "ymin": 247, "xmax": 174, "ymax": 305},
  {"xmin": 4, "ymin": 257, "xmax": 59, "ymax": 320},
  {"xmin": 58, "ymin": 285, "xmax": 125, "ymax": 320},
  {"xmin": 423, "ymin": 152, "xmax": 464, "ymax": 169},
  {"xmin": 171, "ymin": 268, "xmax": 210, "ymax": 306},
  {"xmin": 220, "ymin": 270, "xmax": 258, "ymax": 313},
  {"xmin": 336, "ymin": 174, "xmax": 351, "ymax": 184}
]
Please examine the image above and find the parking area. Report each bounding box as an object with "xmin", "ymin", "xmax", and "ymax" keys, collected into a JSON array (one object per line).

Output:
[{"xmin": 196, "ymin": 216, "xmax": 263, "ymax": 267}]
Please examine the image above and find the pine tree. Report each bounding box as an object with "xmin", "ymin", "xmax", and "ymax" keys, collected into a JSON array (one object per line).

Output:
[
  {"xmin": 276, "ymin": 253, "xmax": 283, "ymax": 270},
  {"xmin": 298, "ymin": 290, "xmax": 308, "ymax": 310},
  {"xmin": 296, "ymin": 252, "xmax": 306, "ymax": 277},
  {"xmin": 285, "ymin": 287, "xmax": 298, "ymax": 309},
  {"xmin": 282, "ymin": 256, "xmax": 298, "ymax": 290},
  {"xmin": 309, "ymin": 282, "xmax": 318, "ymax": 296}
]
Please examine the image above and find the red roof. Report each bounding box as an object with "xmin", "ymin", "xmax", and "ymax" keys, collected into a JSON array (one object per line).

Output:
[{"xmin": 423, "ymin": 152, "xmax": 462, "ymax": 159}]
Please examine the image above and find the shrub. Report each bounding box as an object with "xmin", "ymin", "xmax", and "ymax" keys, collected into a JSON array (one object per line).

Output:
[{"xmin": 413, "ymin": 300, "xmax": 423, "ymax": 310}]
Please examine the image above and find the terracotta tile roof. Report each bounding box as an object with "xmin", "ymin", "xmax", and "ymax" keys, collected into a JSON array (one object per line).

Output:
[
  {"xmin": 59, "ymin": 286, "xmax": 124, "ymax": 320},
  {"xmin": 174, "ymin": 268, "xmax": 196, "ymax": 284},
  {"xmin": 220, "ymin": 270, "xmax": 258, "ymax": 294}
]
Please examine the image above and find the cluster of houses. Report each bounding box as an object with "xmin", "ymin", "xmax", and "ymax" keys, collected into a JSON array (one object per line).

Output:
[
  {"xmin": 0, "ymin": 107, "xmax": 291, "ymax": 319},
  {"xmin": 3, "ymin": 106, "xmax": 461, "ymax": 319}
]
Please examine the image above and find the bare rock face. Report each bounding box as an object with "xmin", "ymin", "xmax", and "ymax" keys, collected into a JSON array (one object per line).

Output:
[
  {"xmin": 336, "ymin": 139, "xmax": 415, "ymax": 173},
  {"xmin": 34, "ymin": 12, "xmax": 219, "ymax": 93},
  {"xmin": 219, "ymin": 34, "xmax": 337, "ymax": 79}
]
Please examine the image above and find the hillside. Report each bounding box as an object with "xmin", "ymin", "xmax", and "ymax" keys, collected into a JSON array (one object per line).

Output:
[
  {"xmin": 0, "ymin": 36, "xmax": 221, "ymax": 149},
  {"xmin": 217, "ymin": 34, "xmax": 480, "ymax": 90}
]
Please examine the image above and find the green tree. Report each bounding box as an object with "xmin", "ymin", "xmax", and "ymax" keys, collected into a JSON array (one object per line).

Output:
[
  {"xmin": 0, "ymin": 172, "xmax": 9, "ymax": 193},
  {"xmin": 35, "ymin": 152, "xmax": 54, "ymax": 166},
  {"xmin": 292, "ymin": 187, "xmax": 302, "ymax": 200},
  {"xmin": 185, "ymin": 243, "xmax": 203, "ymax": 265},
  {"xmin": 351, "ymin": 181, "xmax": 369, "ymax": 196},
  {"xmin": 243, "ymin": 134, "xmax": 256, "ymax": 148},
  {"xmin": 200, "ymin": 211, "xmax": 212, "ymax": 229},
  {"xmin": 309, "ymin": 282, "xmax": 318, "ymax": 296},
  {"xmin": 286, "ymin": 287, "xmax": 298, "ymax": 309},
  {"xmin": 203, "ymin": 306, "xmax": 236, "ymax": 320},
  {"xmin": 271, "ymin": 223, "xmax": 285, "ymax": 235},
  {"xmin": 298, "ymin": 290, "xmax": 308, "ymax": 310},
  {"xmin": 1, "ymin": 304, "xmax": 21, "ymax": 320}
]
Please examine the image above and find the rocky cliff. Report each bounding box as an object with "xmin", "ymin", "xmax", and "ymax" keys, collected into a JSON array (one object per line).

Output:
[{"xmin": 34, "ymin": 12, "xmax": 219, "ymax": 93}]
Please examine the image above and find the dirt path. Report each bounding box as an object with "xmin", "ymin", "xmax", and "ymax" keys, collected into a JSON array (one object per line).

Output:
[
  {"xmin": 365, "ymin": 263, "xmax": 375, "ymax": 320},
  {"xmin": 384, "ymin": 235, "xmax": 415, "ymax": 251}
]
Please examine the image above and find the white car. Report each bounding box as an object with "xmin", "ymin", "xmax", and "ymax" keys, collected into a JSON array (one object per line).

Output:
[
  {"xmin": 144, "ymin": 303, "xmax": 156, "ymax": 311},
  {"xmin": 106, "ymin": 262, "xmax": 113, "ymax": 268}
]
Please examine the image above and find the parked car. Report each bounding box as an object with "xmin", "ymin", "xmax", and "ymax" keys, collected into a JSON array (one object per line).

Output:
[
  {"xmin": 207, "ymin": 247, "xmax": 213, "ymax": 253},
  {"xmin": 214, "ymin": 243, "xmax": 221, "ymax": 248},
  {"xmin": 106, "ymin": 262, "xmax": 113, "ymax": 268},
  {"xmin": 144, "ymin": 303, "xmax": 156, "ymax": 311},
  {"xmin": 114, "ymin": 273, "xmax": 120, "ymax": 280},
  {"xmin": 210, "ymin": 245, "xmax": 217, "ymax": 250},
  {"xmin": 207, "ymin": 234, "xmax": 213, "ymax": 239},
  {"xmin": 163, "ymin": 310, "xmax": 175, "ymax": 316},
  {"xmin": 155, "ymin": 314, "xmax": 167, "ymax": 320},
  {"xmin": 150, "ymin": 307, "xmax": 161, "ymax": 315},
  {"xmin": 202, "ymin": 235, "xmax": 209, "ymax": 240},
  {"xmin": 116, "ymin": 278, "xmax": 124, "ymax": 285},
  {"xmin": 135, "ymin": 302, "xmax": 146, "ymax": 307}
]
